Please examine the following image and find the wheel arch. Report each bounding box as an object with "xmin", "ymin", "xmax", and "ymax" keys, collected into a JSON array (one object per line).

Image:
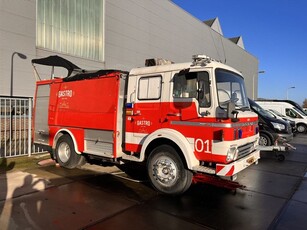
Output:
[
  {"xmin": 140, "ymin": 128, "xmax": 198, "ymax": 169},
  {"xmin": 259, "ymin": 130, "xmax": 274, "ymax": 145},
  {"xmin": 52, "ymin": 129, "xmax": 82, "ymax": 154}
]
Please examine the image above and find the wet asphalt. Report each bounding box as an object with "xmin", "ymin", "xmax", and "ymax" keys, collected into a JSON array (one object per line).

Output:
[{"xmin": 0, "ymin": 134, "xmax": 307, "ymax": 230}]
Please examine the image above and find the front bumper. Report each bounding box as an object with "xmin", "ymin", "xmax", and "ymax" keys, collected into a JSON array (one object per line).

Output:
[{"xmin": 216, "ymin": 149, "xmax": 260, "ymax": 176}]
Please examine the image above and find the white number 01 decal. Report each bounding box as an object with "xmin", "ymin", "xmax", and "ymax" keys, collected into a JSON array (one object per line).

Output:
[{"xmin": 195, "ymin": 139, "xmax": 211, "ymax": 153}]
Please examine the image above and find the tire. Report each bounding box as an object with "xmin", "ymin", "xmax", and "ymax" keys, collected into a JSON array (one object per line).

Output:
[
  {"xmin": 297, "ymin": 123, "xmax": 307, "ymax": 133},
  {"xmin": 147, "ymin": 145, "xmax": 193, "ymax": 195},
  {"xmin": 277, "ymin": 154, "xmax": 285, "ymax": 161},
  {"xmin": 55, "ymin": 135, "xmax": 84, "ymax": 169},
  {"xmin": 259, "ymin": 133, "xmax": 272, "ymax": 146}
]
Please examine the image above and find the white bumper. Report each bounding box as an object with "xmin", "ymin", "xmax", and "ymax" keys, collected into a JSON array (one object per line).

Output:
[{"xmin": 216, "ymin": 149, "xmax": 260, "ymax": 176}]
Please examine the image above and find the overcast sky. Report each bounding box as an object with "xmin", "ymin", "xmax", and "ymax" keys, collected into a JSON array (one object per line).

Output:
[{"xmin": 172, "ymin": 0, "xmax": 307, "ymax": 105}]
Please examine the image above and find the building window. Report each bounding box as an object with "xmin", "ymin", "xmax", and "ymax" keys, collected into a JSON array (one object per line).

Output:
[{"xmin": 37, "ymin": 0, "xmax": 104, "ymax": 61}]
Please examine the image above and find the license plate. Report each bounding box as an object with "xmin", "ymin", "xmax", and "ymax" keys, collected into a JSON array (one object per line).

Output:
[{"xmin": 246, "ymin": 157, "xmax": 255, "ymax": 164}]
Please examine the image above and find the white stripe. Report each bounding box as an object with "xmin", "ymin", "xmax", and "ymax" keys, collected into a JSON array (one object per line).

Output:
[
  {"xmin": 125, "ymin": 132, "xmax": 148, "ymax": 145},
  {"xmin": 171, "ymin": 120, "xmax": 258, "ymax": 128},
  {"xmin": 125, "ymin": 132, "xmax": 195, "ymax": 145},
  {"xmin": 217, "ymin": 165, "xmax": 231, "ymax": 175}
]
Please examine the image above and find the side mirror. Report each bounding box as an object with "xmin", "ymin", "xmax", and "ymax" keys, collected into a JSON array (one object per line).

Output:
[{"xmin": 227, "ymin": 101, "xmax": 239, "ymax": 122}]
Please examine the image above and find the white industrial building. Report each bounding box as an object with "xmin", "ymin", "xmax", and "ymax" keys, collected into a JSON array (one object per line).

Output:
[{"xmin": 0, "ymin": 0, "xmax": 259, "ymax": 98}]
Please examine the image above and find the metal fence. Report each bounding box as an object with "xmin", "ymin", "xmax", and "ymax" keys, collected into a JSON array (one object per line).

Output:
[{"xmin": 0, "ymin": 96, "xmax": 33, "ymax": 158}]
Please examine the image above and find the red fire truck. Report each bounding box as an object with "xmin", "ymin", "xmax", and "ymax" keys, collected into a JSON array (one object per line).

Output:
[{"xmin": 32, "ymin": 55, "xmax": 260, "ymax": 194}]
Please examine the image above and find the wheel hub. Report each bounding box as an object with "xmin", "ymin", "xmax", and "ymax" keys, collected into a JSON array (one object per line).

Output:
[
  {"xmin": 153, "ymin": 158, "xmax": 177, "ymax": 185},
  {"xmin": 259, "ymin": 136, "xmax": 268, "ymax": 146},
  {"xmin": 298, "ymin": 125, "xmax": 306, "ymax": 133},
  {"xmin": 58, "ymin": 142, "xmax": 71, "ymax": 163}
]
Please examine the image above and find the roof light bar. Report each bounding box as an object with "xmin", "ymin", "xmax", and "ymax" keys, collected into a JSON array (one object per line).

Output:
[{"xmin": 191, "ymin": 54, "xmax": 219, "ymax": 66}]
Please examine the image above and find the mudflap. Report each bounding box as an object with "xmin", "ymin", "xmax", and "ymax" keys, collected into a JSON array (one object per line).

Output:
[{"xmin": 193, "ymin": 173, "xmax": 245, "ymax": 191}]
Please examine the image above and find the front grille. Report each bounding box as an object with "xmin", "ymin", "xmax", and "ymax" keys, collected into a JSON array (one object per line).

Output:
[{"xmin": 237, "ymin": 142, "xmax": 255, "ymax": 159}]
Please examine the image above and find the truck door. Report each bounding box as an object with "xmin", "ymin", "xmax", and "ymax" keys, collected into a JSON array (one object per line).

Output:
[
  {"xmin": 132, "ymin": 75, "xmax": 162, "ymax": 135},
  {"xmin": 125, "ymin": 74, "xmax": 165, "ymax": 153}
]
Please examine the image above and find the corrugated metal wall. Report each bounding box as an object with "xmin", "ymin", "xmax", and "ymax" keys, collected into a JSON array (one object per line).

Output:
[{"xmin": 0, "ymin": 0, "xmax": 259, "ymax": 98}]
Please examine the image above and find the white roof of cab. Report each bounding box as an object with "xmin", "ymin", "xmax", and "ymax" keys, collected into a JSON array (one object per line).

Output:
[{"xmin": 129, "ymin": 60, "xmax": 242, "ymax": 77}]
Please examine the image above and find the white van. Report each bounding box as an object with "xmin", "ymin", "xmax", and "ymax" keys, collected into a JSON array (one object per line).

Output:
[{"xmin": 255, "ymin": 100, "xmax": 307, "ymax": 133}]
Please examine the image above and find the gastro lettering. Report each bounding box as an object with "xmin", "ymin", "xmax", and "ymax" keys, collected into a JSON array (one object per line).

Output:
[
  {"xmin": 58, "ymin": 90, "xmax": 73, "ymax": 98},
  {"xmin": 136, "ymin": 120, "xmax": 151, "ymax": 126}
]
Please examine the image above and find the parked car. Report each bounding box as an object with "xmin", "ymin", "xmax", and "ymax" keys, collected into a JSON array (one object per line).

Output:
[
  {"xmin": 256, "ymin": 100, "xmax": 307, "ymax": 133},
  {"xmin": 266, "ymin": 109, "xmax": 297, "ymax": 134},
  {"xmin": 248, "ymin": 99, "xmax": 293, "ymax": 146}
]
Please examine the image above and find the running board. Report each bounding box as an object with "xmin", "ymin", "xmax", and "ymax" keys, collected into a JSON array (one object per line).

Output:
[{"xmin": 192, "ymin": 165, "xmax": 215, "ymax": 174}]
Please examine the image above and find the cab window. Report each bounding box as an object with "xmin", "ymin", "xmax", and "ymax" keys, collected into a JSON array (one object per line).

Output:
[
  {"xmin": 173, "ymin": 71, "xmax": 211, "ymax": 108},
  {"xmin": 138, "ymin": 76, "xmax": 162, "ymax": 100}
]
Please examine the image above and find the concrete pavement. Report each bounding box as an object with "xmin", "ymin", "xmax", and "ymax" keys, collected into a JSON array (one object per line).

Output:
[{"xmin": 0, "ymin": 134, "xmax": 307, "ymax": 229}]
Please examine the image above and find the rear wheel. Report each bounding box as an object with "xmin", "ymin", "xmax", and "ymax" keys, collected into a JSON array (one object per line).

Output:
[
  {"xmin": 277, "ymin": 154, "xmax": 285, "ymax": 161},
  {"xmin": 55, "ymin": 135, "xmax": 84, "ymax": 169},
  {"xmin": 259, "ymin": 133, "xmax": 272, "ymax": 146},
  {"xmin": 147, "ymin": 145, "xmax": 192, "ymax": 195}
]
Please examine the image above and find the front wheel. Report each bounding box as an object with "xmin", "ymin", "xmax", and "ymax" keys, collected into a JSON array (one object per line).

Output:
[
  {"xmin": 147, "ymin": 145, "xmax": 193, "ymax": 195},
  {"xmin": 55, "ymin": 134, "xmax": 84, "ymax": 169},
  {"xmin": 297, "ymin": 123, "xmax": 307, "ymax": 133},
  {"xmin": 259, "ymin": 133, "xmax": 272, "ymax": 146}
]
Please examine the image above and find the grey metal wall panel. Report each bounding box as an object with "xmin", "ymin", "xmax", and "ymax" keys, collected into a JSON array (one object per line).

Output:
[
  {"xmin": 84, "ymin": 129, "xmax": 114, "ymax": 157},
  {"xmin": 85, "ymin": 129, "xmax": 113, "ymax": 142},
  {"xmin": 34, "ymin": 84, "xmax": 50, "ymax": 145},
  {"xmin": 0, "ymin": 0, "xmax": 259, "ymax": 99},
  {"xmin": 104, "ymin": 0, "xmax": 258, "ymax": 97}
]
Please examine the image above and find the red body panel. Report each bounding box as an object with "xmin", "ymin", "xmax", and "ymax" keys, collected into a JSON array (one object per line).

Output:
[
  {"xmin": 42, "ymin": 72, "xmax": 122, "ymax": 155},
  {"xmin": 125, "ymin": 101, "xmax": 258, "ymax": 164},
  {"xmin": 48, "ymin": 73, "xmax": 120, "ymax": 130}
]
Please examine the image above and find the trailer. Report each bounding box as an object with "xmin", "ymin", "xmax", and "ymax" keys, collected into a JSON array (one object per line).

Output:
[{"xmin": 258, "ymin": 136, "xmax": 296, "ymax": 161}]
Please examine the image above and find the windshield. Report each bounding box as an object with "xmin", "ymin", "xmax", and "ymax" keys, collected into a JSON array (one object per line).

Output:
[
  {"xmin": 216, "ymin": 69, "xmax": 249, "ymax": 109},
  {"xmin": 293, "ymin": 107, "xmax": 307, "ymax": 117},
  {"xmin": 266, "ymin": 110, "xmax": 277, "ymax": 118},
  {"xmin": 249, "ymin": 99, "xmax": 275, "ymax": 118},
  {"xmin": 269, "ymin": 109, "xmax": 285, "ymax": 117}
]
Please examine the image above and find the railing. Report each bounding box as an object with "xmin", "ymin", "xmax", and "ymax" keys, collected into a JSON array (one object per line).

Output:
[{"xmin": 0, "ymin": 96, "xmax": 33, "ymax": 158}]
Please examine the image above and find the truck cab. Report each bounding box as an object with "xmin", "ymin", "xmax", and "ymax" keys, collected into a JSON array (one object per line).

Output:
[{"xmin": 124, "ymin": 55, "xmax": 260, "ymax": 193}]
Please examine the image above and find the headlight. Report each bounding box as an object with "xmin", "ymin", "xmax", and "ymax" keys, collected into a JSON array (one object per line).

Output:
[
  {"xmin": 226, "ymin": 146, "xmax": 238, "ymax": 162},
  {"xmin": 271, "ymin": 122, "xmax": 286, "ymax": 131},
  {"xmin": 253, "ymin": 138, "xmax": 259, "ymax": 150}
]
